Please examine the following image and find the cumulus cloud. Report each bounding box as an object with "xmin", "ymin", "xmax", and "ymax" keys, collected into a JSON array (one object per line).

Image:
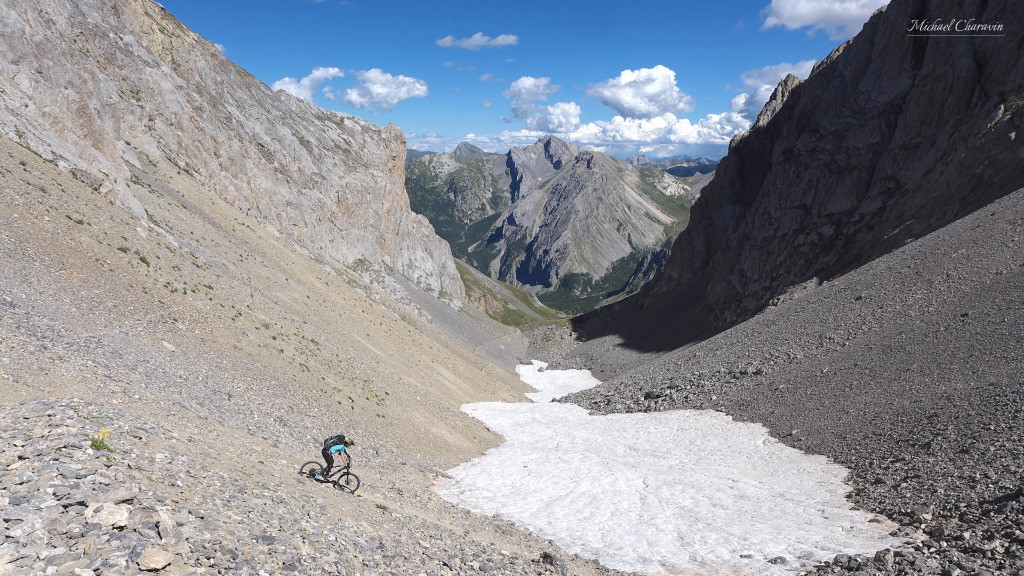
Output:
[
  {"xmin": 213, "ymin": 43, "xmax": 225, "ymax": 54},
  {"xmin": 573, "ymin": 60, "xmax": 816, "ymax": 151},
  {"xmin": 535, "ymin": 102, "xmax": 582, "ymax": 133},
  {"xmin": 504, "ymin": 76, "xmax": 558, "ymax": 121},
  {"xmin": 571, "ymin": 111, "xmax": 749, "ymax": 151},
  {"xmin": 740, "ymin": 60, "xmax": 817, "ymax": 87},
  {"xmin": 436, "ymin": 32, "xmax": 519, "ymax": 50},
  {"xmin": 464, "ymin": 108, "xmax": 749, "ymax": 157},
  {"xmin": 567, "ymin": 60, "xmax": 816, "ymax": 153},
  {"xmin": 501, "ymin": 76, "xmax": 580, "ymax": 133},
  {"xmin": 468, "ymin": 60, "xmax": 826, "ymax": 156},
  {"xmin": 730, "ymin": 60, "xmax": 816, "ymax": 120},
  {"xmin": 762, "ymin": 0, "xmax": 889, "ymax": 40},
  {"xmin": 271, "ymin": 67, "xmax": 344, "ymax": 102},
  {"xmin": 464, "ymin": 129, "xmax": 557, "ymax": 152},
  {"xmin": 504, "ymin": 76, "xmax": 558, "ymax": 102},
  {"xmin": 587, "ymin": 65, "xmax": 696, "ymax": 118},
  {"xmin": 406, "ymin": 131, "xmax": 450, "ymax": 151},
  {"xmin": 343, "ymin": 68, "xmax": 428, "ymax": 110}
]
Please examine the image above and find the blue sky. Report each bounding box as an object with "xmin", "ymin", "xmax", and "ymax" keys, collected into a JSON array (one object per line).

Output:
[{"xmin": 159, "ymin": 0, "xmax": 887, "ymax": 158}]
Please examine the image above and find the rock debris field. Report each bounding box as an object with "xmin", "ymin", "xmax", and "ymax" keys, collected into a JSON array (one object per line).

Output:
[
  {"xmin": 0, "ymin": 400, "xmax": 620, "ymax": 576},
  {"xmin": 560, "ymin": 190, "xmax": 1024, "ymax": 575}
]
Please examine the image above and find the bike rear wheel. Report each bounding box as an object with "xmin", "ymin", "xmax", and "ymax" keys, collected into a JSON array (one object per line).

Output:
[
  {"xmin": 334, "ymin": 471, "xmax": 360, "ymax": 493},
  {"xmin": 299, "ymin": 461, "xmax": 324, "ymax": 479}
]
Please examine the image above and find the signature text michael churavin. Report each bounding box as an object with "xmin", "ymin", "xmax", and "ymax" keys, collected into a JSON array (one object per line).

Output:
[{"xmin": 908, "ymin": 19, "xmax": 1005, "ymax": 36}]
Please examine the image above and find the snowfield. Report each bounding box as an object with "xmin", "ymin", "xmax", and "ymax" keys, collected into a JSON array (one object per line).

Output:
[{"xmin": 437, "ymin": 361, "xmax": 903, "ymax": 575}]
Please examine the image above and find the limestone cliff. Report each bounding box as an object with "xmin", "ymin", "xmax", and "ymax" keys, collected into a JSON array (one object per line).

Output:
[
  {"xmin": 574, "ymin": 0, "xmax": 1024, "ymax": 349},
  {"xmin": 0, "ymin": 0, "xmax": 464, "ymax": 302}
]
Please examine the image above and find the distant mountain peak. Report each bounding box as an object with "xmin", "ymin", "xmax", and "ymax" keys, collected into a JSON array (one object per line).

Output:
[
  {"xmin": 406, "ymin": 135, "xmax": 700, "ymax": 314},
  {"xmin": 626, "ymin": 154, "xmax": 653, "ymax": 167},
  {"xmin": 451, "ymin": 141, "xmax": 487, "ymax": 161}
]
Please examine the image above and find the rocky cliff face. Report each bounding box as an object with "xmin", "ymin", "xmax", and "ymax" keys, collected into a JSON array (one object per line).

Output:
[
  {"xmin": 574, "ymin": 0, "xmax": 1024, "ymax": 349},
  {"xmin": 405, "ymin": 143, "xmax": 508, "ymax": 245},
  {"xmin": 0, "ymin": 0, "xmax": 464, "ymax": 302}
]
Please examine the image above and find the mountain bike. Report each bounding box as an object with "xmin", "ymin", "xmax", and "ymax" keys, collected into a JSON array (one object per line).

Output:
[{"xmin": 299, "ymin": 453, "xmax": 360, "ymax": 493}]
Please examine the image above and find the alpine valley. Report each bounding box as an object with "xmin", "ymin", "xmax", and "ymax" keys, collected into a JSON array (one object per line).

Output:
[
  {"xmin": 2, "ymin": 0, "xmax": 1023, "ymax": 575},
  {"xmin": 405, "ymin": 137, "xmax": 716, "ymax": 314}
]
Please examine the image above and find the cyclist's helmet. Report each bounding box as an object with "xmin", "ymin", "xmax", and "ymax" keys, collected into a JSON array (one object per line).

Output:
[{"xmin": 344, "ymin": 437, "xmax": 355, "ymax": 447}]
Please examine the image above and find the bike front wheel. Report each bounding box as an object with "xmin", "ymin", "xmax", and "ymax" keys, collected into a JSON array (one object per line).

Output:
[{"xmin": 334, "ymin": 471, "xmax": 360, "ymax": 493}]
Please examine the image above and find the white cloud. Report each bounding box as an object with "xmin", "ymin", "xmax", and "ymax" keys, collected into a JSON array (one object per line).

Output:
[
  {"xmin": 481, "ymin": 100, "xmax": 493, "ymax": 108},
  {"xmin": 501, "ymin": 76, "xmax": 581, "ymax": 133},
  {"xmin": 740, "ymin": 60, "xmax": 817, "ymax": 88},
  {"xmin": 571, "ymin": 111, "xmax": 749, "ymax": 150},
  {"xmin": 731, "ymin": 60, "xmax": 816, "ymax": 120},
  {"xmin": 343, "ymin": 68, "xmax": 428, "ymax": 111},
  {"xmin": 566, "ymin": 60, "xmax": 816, "ymax": 153},
  {"xmin": 406, "ymin": 131, "xmax": 450, "ymax": 151},
  {"xmin": 466, "ymin": 60, "xmax": 824, "ymax": 157},
  {"xmin": 535, "ymin": 102, "xmax": 582, "ymax": 133},
  {"xmin": 464, "ymin": 129, "xmax": 553, "ymax": 152},
  {"xmin": 504, "ymin": 76, "xmax": 556, "ymax": 120},
  {"xmin": 436, "ymin": 32, "xmax": 519, "ymax": 50},
  {"xmin": 588, "ymin": 65, "xmax": 695, "ymax": 118},
  {"xmin": 214, "ymin": 43, "xmax": 225, "ymax": 54},
  {"xmin": 478, "ymin": 73, "xmax": 493, "ymax": 81},
  {"xmin": 762, "ymin": 0, "xmax": 889, "ymax": 40},
  {"xmin": 504, "ymin": 76, "xmax": 558, "ymax": 103},
  {"xmin": 271, "ymin": 67, "xmax": 344, "ymax": 102},
  {"xmin": 464, "ymin": 109, "xmax": 749, "ymax": 158}
]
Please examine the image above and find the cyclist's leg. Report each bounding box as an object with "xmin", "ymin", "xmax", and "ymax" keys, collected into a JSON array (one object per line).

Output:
[{"xmin": 320, "ymin": 446, "xmax": 334, "ymax": 477}]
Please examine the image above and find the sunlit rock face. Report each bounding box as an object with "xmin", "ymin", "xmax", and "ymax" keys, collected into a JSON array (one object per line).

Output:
[{"xmin": 0, "ymin": 0, "xmax": 465, "ymax": 302}]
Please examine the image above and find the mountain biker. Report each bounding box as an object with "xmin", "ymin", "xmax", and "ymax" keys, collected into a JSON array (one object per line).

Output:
[{"xmin": 316, "ymin": 434, "xmax": 354, "ymax": 481}]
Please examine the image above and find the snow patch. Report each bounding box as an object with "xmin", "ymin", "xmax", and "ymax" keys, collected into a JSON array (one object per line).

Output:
[
  {"xmin": 438, "ymin": 362, "xmax": 902, "ymax": 575},
  {"xmin": 516, "ymin": 360, "xmax": 600, "ymax": 402}
]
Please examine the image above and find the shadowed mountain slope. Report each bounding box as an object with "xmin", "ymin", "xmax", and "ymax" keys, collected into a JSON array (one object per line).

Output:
[
  {"xmin": 572, "ymin": 0, "xmax": 1024, "ymax": 354},
  {"xmin": 566, "ymin": 185, "xmax": 1024, "ymax": 576}
]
